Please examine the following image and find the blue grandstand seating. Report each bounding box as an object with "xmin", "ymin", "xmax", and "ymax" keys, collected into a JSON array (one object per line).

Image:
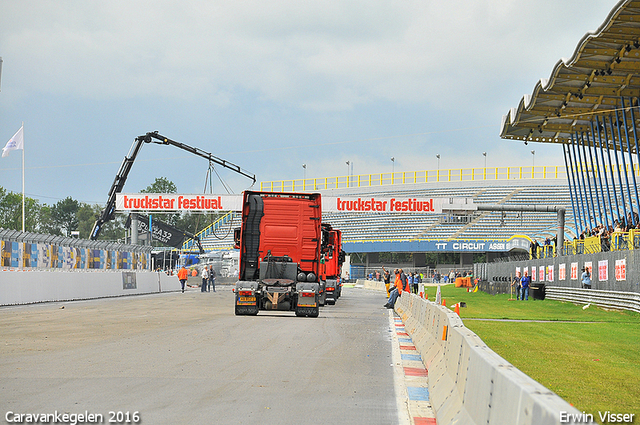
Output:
[{"xmin": 195, "ymin": 180, "xmax": 575, "ymax": 251}]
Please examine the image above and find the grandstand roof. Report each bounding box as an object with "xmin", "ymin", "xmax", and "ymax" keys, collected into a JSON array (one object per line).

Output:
[{"xmin": 500, "ymin": 0, "xmax": 640, "ymax": 146}]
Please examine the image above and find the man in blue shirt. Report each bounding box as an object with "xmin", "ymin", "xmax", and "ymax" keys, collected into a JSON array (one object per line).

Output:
[{"xmin": 520, "ymin": 271, "xmax": 531, "ymax": 301}]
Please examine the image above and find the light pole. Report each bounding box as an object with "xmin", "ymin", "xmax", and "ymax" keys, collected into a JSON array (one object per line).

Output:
[
  {"xmin": 302, "ymin": 163, "xmax": 306, "ymax": 179},
  {"xmin": 346, "ymin": 161, "xmax": 350, "ymax": 187},
  {"xmin": 436, "ymin": 154, "xmax": 440, "ymax": 181},
  {"xmin": 531, "ymin": 150, "xmax": 535, "ymax": 178},
  {"xmin": 482, "ymin": 152, "xmax": 487, "ymax": 179},
  {"xmin": 391, "ymin": 157, "xmax": 395, "ymax": 174}
]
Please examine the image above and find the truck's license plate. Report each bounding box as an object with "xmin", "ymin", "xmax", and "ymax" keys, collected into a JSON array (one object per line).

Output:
[{"xmin": 239, "ymin": 296, "xmax": 256, "ymax": 302}]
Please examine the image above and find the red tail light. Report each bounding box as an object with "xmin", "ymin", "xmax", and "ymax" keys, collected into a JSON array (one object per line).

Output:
[
  {"xmin": 239, "ymin": 290, "xmax": 253, "ymax": 296},
  {"xmin": 300, "ymin": 292, "xmax": 315, "ymax": 297}
]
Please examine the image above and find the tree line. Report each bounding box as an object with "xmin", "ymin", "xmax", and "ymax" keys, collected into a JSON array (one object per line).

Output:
[{"xmin": 0, "ymin": 177, "xmax": 220, "ymax": 244}]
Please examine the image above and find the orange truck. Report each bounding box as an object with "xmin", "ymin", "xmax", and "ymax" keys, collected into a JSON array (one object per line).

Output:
[
  {"xmin": 234, "ymin": 191, "xmax": 324, "ymax": 317},
  {"xmin": 321, "ymin": 223, "xmax": 345, "ymax": 305}
]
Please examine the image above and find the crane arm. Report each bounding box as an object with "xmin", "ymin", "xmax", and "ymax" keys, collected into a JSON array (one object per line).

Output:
[
  {"xmin": 142, "ymin": 131, "xmax": 256, "ymax": 184},
  {"xmin": 90, "ymin": 132, "xmax": 255, "ymax": 240}
]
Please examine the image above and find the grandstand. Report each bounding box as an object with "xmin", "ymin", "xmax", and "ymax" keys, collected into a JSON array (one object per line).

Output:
[{"xmin": 190, "ymin": 167, "xmax": 575, "ymax": 256}]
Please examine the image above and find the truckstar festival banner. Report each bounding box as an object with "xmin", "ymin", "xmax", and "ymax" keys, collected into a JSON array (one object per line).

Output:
[
  {"xmin": 116, "ymin": 194, "xmax": 243, "ymax": 212},
  {"xmin": 116, "ymin": 193, "xmax": 473, "ymax": 214}
]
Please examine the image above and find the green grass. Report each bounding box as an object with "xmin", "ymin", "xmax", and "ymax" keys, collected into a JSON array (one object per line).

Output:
[{"xmin": 422, "ymin": 285, "xmax": 640, "ymax": 423}]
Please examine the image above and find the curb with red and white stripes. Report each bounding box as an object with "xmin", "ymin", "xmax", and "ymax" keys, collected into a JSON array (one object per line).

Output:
[{"xmin": 389, "ymin": 310, "xmax": 437, "ymax": 425}]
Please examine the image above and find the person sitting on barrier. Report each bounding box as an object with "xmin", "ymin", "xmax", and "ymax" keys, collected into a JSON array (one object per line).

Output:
[
  {"xmin": 581, "ymin": 267, "xmax": 592, "ymax": 289},
  {"xmin": 520, "ymin": 271, "xmax": 530, "ymax": 301},
  {"xmin": 384, "ymin": 269, "xmax": 402, "ymax": 309}
]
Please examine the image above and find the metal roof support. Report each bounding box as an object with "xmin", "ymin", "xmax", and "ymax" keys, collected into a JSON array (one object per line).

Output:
[
  {"xmin": 601, "ymin": 115, "xmax": 622, "ymax": 225},
  {"xmin": 620, "ymin": 96, "xmax": 640, "ymax": 225},
  {"xmin": 568, "ymin": 134, "xmax": 586, "ymax": 234},
  {"xmin": 580, "ymin": 131, "xmax": 598, "ymax": 230},
  {"xmin": 571, "ymin": 133, "xmax": 589, "ymax": 232},
  {"xmin": 562, "ymin": 143, "xmax": 580, "ymax": 238},
  {"xmin": 590, "ymin": 119, "xmax": 611, "ymax": 230},
  {"xmin": 629, "ymin": 97, "xmax": 640, "ymax": 218},
  {"xmin": 609, "ymin": 113, "xmax": 630, "ymax": 227},
  {"xmin": 584, "ymin": 129, "xmax": 604, "ymax": 227},
  {"xmin": 614, "ymin": 104, "xmax": 635, "ymax": 226}
]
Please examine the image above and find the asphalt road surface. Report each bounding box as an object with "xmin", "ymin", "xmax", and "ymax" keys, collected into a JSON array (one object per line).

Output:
[{"xmin": 0, "ymin": 286, "xmax": 398, "ymax": 425}]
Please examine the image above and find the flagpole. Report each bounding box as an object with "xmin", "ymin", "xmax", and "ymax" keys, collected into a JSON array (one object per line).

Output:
[{"xmin": 21, "ymin": 122, "xmax": 25, "ymax": 233}]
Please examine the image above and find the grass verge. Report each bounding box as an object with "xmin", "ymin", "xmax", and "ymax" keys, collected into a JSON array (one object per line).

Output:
[{"xmin": 422, "ymin": 285, "xmax": 640, "ymax": 423}]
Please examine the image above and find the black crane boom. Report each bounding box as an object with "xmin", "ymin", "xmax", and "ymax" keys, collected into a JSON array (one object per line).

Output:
[{"xmin": 90, "ymin": 132, "xmax": 255, "ymax": 240}]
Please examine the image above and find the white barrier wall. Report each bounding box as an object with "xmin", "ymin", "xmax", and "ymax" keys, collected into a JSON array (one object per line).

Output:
[
  {"xmin": 0, "ymin": 270, "xmax": 179, "ymax": 306},
  {"xmin": 359, "ymin": 278, "xmax": 387, "ymax": 291},
  {"xmin": 395, "ymin": 292, "xmax": 593, "ymax": 425}
]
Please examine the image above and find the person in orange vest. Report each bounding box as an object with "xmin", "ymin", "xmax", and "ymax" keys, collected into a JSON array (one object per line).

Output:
[
  {"xmin": 177, "ymin": 266, "xmax": 189, "ymax": 293},
  {"xmin": 384, "ymin": 269, "xmax": 403, "ymax": 308}
]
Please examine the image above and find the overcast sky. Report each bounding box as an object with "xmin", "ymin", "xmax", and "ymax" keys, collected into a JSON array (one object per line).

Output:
[{"xmin": 0, "ymin": 0, "xmax": 622, "ymax": 206}]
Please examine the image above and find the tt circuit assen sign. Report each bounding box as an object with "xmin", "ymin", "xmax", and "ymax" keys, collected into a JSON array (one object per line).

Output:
[{"xmin": 116, "ymin": 193, "xmax": 475, "ymax": 214}]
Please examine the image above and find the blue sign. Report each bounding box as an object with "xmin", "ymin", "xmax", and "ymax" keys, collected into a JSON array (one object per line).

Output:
[{"xmin": 343, "ymin": 236, "xmax": 531, "ymax": 253}]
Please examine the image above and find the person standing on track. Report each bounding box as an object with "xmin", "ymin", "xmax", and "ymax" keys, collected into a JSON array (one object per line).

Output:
[
  {"xmin": 201, "ymin": 266, "xmax": 209, "ymax": 292},
  {"xmin": 177, "ymin": 266, "xmax": 188, "ymax": 293},
  {"xmin": 209, "ymin": 265, "xmax": 216, "ymax": 292}
]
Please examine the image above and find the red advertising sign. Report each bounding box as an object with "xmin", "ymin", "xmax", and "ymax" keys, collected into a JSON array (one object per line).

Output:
[
  {"xmin": 615, "ymin": 259, "xmax": 626, "ymax": 281},
  {"xmin": 559, "ymin": 263, "xmax": 566, "ymax": 280},
  {"xmin": 598, "ymin": 260, "xmax": 608, "ymax": 282}
]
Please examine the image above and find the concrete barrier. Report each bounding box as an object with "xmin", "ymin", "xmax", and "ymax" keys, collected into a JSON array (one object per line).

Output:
[
  {"xmin": 0, "ymin": 269, "xmax": 179, "ymax": 306},
  {"xmin": 359, "ymin": 278, "xmax": 387, "ymax": 292},
  {"xmin": 395, "ymin": 292, "xmax": 592, "ymax": 425}
]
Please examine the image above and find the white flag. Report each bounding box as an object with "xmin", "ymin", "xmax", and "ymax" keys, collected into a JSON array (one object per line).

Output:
[{"xmin": 2, "ymin": 125, "xmax": 24, "ymax": 157}]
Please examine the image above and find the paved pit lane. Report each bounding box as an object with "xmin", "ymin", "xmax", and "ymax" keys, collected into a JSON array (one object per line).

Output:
[{"xmin": 0, "ymin": 286, "xmax": 400, "ymax": 425}]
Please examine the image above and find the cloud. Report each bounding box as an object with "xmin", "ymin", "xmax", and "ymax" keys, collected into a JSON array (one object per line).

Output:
[{"xmin": 1, "ymin": 0, "xmax": 620, "ymax": 113}]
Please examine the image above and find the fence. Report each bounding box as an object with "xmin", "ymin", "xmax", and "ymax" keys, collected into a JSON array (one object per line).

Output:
[
  {"xmin": 260, "ymin": 165, "xmax": 569, "ymax": 192},
  {"xmin": 480, "ymin": 248, "xmax": 640, "ymax": 298},
  {"xmin": 0, "ymin": 229, "xmax": 151, "ymax": 271}
]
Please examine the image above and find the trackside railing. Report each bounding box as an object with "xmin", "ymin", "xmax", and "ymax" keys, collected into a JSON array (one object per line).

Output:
[{"xmin": 260, "ymin": 165, "xmax": 569, "ymax": 192}]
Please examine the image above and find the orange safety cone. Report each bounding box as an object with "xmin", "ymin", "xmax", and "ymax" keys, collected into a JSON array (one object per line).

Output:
[
  {"xmin": 425, "ymin": 293, "xmax": 428, "ymax": 300},
  {"xmin": 442, "ymin": 298, "xmax": 446, "ymax": 307},
  {"xmin": 454, "ymin": 303, "xmax": 460, "ymax": 315},
  {"xmin": 419, "ymin": 291, "xmax": 423, "ymax": 298}
]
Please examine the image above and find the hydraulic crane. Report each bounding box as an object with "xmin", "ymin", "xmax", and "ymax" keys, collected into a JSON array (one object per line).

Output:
[{"xmin": 90, "ymin": 131, "xmax": 255, "ymax": 241}]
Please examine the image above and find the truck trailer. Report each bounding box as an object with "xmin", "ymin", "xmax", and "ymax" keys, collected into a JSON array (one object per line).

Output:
[{"xmin": 234, "ymin": 191, "xmax": 324, "ymax": 317}]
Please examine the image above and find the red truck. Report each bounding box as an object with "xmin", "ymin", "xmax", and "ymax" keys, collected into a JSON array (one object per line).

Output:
[
  {"xmin": 321, "ymin": 223, "xmax": 345, "ymax": 305},
  {"xmin": 234, "ymin": 191, "xmax": 324, "ymax": 317}
]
